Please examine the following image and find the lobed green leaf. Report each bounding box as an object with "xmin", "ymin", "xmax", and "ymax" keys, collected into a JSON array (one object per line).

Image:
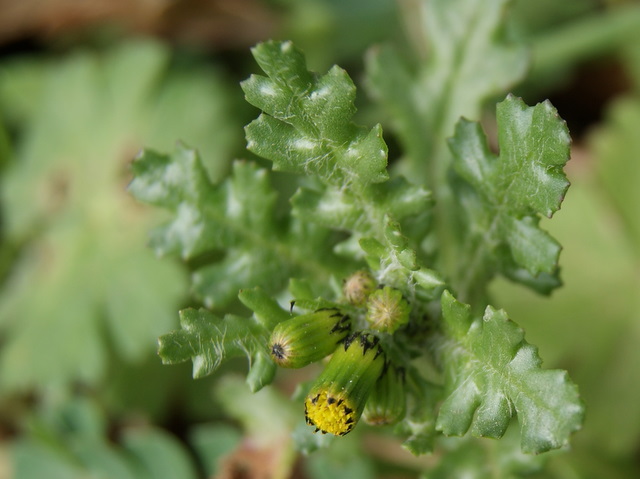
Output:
[
  {"xmin": 436, "ymin": 291, "xmax": 584, "ymax": 454},
  {"xmin": 130, "ymin": 144, "xmax": 277, "ymax": 260},
  {"xmin": 243, "ymin": 40, "xmax": 441, "ymax": 304},
  {"xmin": 158, "ymin": 308, "xmax": 275, "ymax": 391},
  {"xmin": 243, "ymin": 40, "xmax": 388, "ymax": 186},
  {"xmin": 130, "ymin": 143, "xmax": 342, "ymax": 308},
  {"xmin": 366, "ymin": 0, "xmax": 528, "ymax": 186},
  {"xmin": 449, "ymin": 95, "xmax": 570, "ymax": 295},
  {"xmin": 291, "ymin": 177, "xmax": 431, "ymax": 235}
]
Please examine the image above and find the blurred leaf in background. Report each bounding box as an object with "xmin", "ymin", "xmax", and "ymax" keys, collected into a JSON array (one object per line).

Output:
[
  {"xmin": 129, "ymin": 146, "xmax": 344, "ymax": 310},
  {"xmin": 277, "ymin": 0, "xmax": 402, "ymax": 70},
  {"xmin": 0, "ymin": 38, "xmax": 242, "ymax": 393},
  {"xmin": 12, "ymin": 396, "xmax": 199, "ymax": 478},
  {"xmin": 421, "ymin": 427, "xmax": 547, "ymax": 479},
  {"xmin": 587, "ymin": 44, "xmax": 640, "ymax": 460}
]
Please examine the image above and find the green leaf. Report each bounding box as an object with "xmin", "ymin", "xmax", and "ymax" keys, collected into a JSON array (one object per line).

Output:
[
  {"xmin": 423, "ymin": 427, "xmax": 547, "ymax": 479},
  {"xmin": 291, "ymin": 176, "xmax": 433, "ymax": 273},
  {"xmin": 0, "ymin": 39, "xmax": 242, "ymax": 392},
  {"xmin": 494, "ymin": 137, "xmax": 640, "ymax": 458},
  {"xmin": 12, "ymin": 397, "xmax": 196, "ymax": 479},
  {"xmin": 366, "ymin": 0, "xmax": 528, "ymax": 186},
  {"xmin": 436, "ymin": 291, "xmax": 584, "ymax": 454},
  {"xmin": 291, "ymin": 177, "xmax": 431, "ymax": 235},
  {"xmin": 13, "ymin": 438, "xmax": 140, "ymax": 479},
  {"xmin": 449, "ymin": 95, "xmax": 570, "ymax": 297},
  {"xmin": 13, "ymin": 440, "xmax": 86, "ymax": 479},
  {"xmin": 242, "ymin": 40, "xmax": 442, "ymax": 306},
  {"xmin": 130, "ymin": 144, "xmax": 342, "ymax": 308},
  {"xmin": 158, "ymin": 308, "xmax": 275, "ymax": 390},
  {"xmin": 14, "ymin": 399, "xmax": 117, "ymax": 479},
  {"xmin": 591, "ymin": 95, "xmax": 640, "ymax": 248},
  {"xmin": 123, "ymin": 428, "xmax": 198, "ymax": 479},
  {"xmin": 243, "ymin": 40, "xmax": 388, "ymax": 186},
  {"xmin": 238, "ymin": 287, "xmax": 292, "ymax": 330},
  {"xmin": 69, "ymin": 442, "xmax": 139, "ymax": 479},
  {"xmin": 130, "ymin": 145, "xmax": 276, "ymax": 259},
  {"xmin": 188, "ymin": 424, "xmax": 242, "ymax": 477}
]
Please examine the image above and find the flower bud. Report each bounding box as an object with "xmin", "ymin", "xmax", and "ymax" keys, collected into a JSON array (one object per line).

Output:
[
  {"xmin": 363, "ymin": 364, "xmax": 406, "ymax": 426},
  {"xmin": 304, "ymin": 332, "xmax": 385, "ymax": 436},
  {"xmin": 343, "ymin": 270, "xmax": 376, "ymax": 307},
  {"xmin": 365, "ymin": 286, "xmax": 410, "ymax": 334},
  {"xmin": 269, "ymin": 309, "xmax": 350, "ymax": 368}
]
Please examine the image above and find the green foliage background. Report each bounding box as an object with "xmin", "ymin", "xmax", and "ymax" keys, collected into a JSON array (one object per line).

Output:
[{"xmin": 0, "ymin": 0, "xmax": 639, "ymax": 477}]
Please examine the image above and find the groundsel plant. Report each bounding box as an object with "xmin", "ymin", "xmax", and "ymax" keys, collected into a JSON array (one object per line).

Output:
[{"xmin": 129, "ymin": 30, "xmax": 584, "ymax": 461}]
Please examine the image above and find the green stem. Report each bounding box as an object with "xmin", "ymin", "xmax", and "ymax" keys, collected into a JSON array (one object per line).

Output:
[
  {"xmin": 400, "ymin": 3, "xmax": 486, "ymax": 282},
  {"xmin": 454, "ymin": 234, "xmax": 493, "ymax": 311}
]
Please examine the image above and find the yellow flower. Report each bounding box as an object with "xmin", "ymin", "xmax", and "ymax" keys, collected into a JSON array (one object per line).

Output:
[{"xmin": 305, "ymin": 332, "xmax": 385, "ymax": 436}]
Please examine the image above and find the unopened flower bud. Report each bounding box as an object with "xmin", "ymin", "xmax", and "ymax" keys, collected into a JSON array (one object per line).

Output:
[
  {"xmin": 363, "ymin": 364, "xmax": 406, "ymax": 426},
  {"xmin": 269, "ymin": 309, "xmax": 350, "ymax": 368},
  {"xmin": 365, "ymin": 286, "xmax": 410, "ymax": 334},
  {"xmin": 343, "ymin": 270, "xmax": 377, "ymax": 307},
  {"xmin": 304, "ymin": 332, "xmax": 385, "ymax": 436}
]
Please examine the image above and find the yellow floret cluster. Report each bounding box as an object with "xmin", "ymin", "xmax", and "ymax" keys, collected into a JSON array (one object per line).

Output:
[{"xmin": 304, "ymin": 390, "xmax": 356, "ymax": 436}]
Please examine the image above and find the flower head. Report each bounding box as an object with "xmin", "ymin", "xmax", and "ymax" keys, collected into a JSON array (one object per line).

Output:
[
  {"xmin": 343, "ymin": 270, "xmax": 376, "ymax": 307},
  {"xmin": 363, "ymin": 364, "xmax": 406, "ymax": 426},
  {"xmin": 365, "ymin": 286, "xmax": 410, "ymax": 334},
  {"xmin": 305, "ymin": 332, "xmax": 385, "ymax": 436},
  {"xmin": 269, "ymin": 308, "xmax": 350, "ymax": 368}
]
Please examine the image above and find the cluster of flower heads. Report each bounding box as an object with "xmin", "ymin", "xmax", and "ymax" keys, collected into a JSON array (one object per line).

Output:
[{"xmin": 268, "ymin": 271, "xmax": 410, "ymax": 436}]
